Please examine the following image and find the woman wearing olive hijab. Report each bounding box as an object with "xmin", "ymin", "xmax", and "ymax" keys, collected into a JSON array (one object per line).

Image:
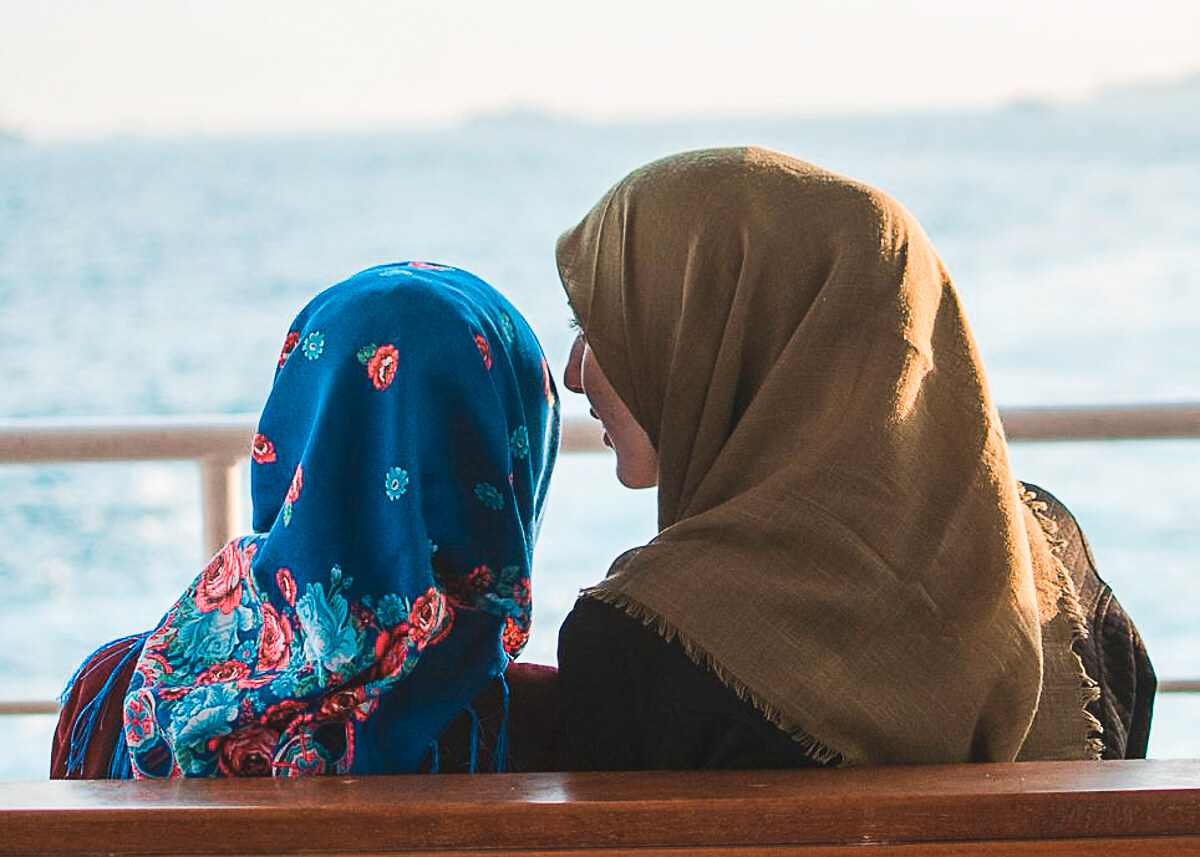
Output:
[{"xmin": 555, "ymin": 147, "xmax": 1153, "ymax": 768}]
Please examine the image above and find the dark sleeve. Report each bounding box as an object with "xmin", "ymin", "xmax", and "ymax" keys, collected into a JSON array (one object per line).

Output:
[
  {"xmin": 557, "ymin": 596, "xmax": 646, "ymax": 770},
  {"xmin": 558, "ymin": 596, "xmax": 832, "ymax": 770},
  {"xmin": 1021, "ymin": 483, "xmax": 1157, "ymax": 759}
]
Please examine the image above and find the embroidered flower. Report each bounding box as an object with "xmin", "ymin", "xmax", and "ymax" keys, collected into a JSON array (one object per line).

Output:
[
  {"xmin": 278, "ymin": 331, "xmax": 300, "ymax": 368},
  {"xmin": 124, "ymin": 688, "xmax": 159, "ymax": 749},
  {"xmin": 384, "ymin": 466, "xmax": 409, "ymax": 500},
  {"xmin": 170, "ymin": 682, "xmax": 241, "ymax": 750},
  {"xmin": 319, "ymin": 685, "xmax": 372, "ymax": 720},
  {"xmin": 375, "ymin": 593, "xmax": 408, "ymax": 627},
  {"xmin": 261, "ymin": 698, "xmax": 307, "ymax": 726},
  {"xmin": 474, "ymin": 481, "xmax": 504, "ymax": 511},
  {"xmin": 276, "ymin": 567, "xmax": 297, "ymax": 606},
  {"xmin": 474, "ymin": 334, "xmax": 492, "ymax": 369},
  {"xmin": 357, "ymin": 343, "xmax": 399, "ymax": 391},
  {"xmin": 250, "ymin": 434, "xmax": 276, "ymax": 464},
  {"xmin": 218, "ymin": 727, "xmax": 279, "ymax": 776},
  {"xmin": 195, "ymin": 540, "xmax": 253, "ymax": 614},
  {"xmin": 509, "ymin": 426, "xmax": 529, "ymax": 459},
  {"xmin": 296, "ymin": 581, "xmax": 359, "ymax": 680},
  {"xmin": 258, "ymin": 602, "xmax": 292, "ymax": 671},
  {"xmin": 498, "ymin": 311, "xmax": 515, "ymax": 344},
  {"xmin": 301, "ymin": 331, "xmax": 325, "ymax": 361},
  {"xmin": 285, "ymin": 465, "xmax": 303, "ymax": 503},
  {"xmin": 468, "ymin": 565, "xmax": 494, "ymax": 593},
  {"xmin": 406, "ymin": 261, "xmax": 450, "ymax": 270},
  {"xmin": 177, "ymin": 606, "xmax": 255, "ymax": 668},
  {"xmin": 502, "ymin": 616, "xmax": 528, "ymax": 657},
  {"xmin": 283, "ymin": 464, "xmax": 303, "ymax": 526},
  {"xmin": 409, "ymin": 586, "xmax": 451, "ymax": 651},
  {"xmin": 373, "ymin": 624, "xmax": 411, "ymax": 678},
  {"xmin": 198, "ymin": 660, "xmax": 250, "ymax": 685}
]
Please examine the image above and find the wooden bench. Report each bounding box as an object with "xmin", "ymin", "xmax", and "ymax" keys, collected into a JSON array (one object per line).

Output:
[{"xmin": 3, "ymin": 760, "xmax": 1199, "ymax": 855}]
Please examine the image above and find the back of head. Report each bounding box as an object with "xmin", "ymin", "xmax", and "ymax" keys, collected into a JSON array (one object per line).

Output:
[
  {"xmin": 558, "ymin": 147, "xmax": 965, "ymax": 528},
  {"xmin": 126, "ymin": 263, "xmax": 559, "ymax": 777},
  {"xmin": 556, "ymin": 147, "xmax": 1091, "ymax": 764}
]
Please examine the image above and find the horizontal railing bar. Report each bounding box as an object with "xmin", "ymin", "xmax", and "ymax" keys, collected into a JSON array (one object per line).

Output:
[
  {"xmin": 0, "ymin": 701, "xmax": 60, "ymax": 716},
  {"xmin": 2, "ymin": 403, "xmax": 1199, "ymax": 465},
  {"xmin": 0, "ymin": 414, "xmax": 256, "ymax": 464},
  {"xmin": 1157, "ymin": 680, "xmax": 1200, "ymax": 695},
  {"xmin": 1000, "ymin": 403, "xmax": 1200, "ymax": 442}
]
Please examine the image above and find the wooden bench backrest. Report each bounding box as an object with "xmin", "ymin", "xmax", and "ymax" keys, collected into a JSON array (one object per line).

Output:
[{"xmin": 3, "ymin": 759, "xmax": 1199, "ymax": 855}]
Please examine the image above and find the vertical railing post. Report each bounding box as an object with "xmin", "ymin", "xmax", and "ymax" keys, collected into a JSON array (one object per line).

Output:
[{"xmin": 198, "ymin": 455, "xmax": 241, "ymax": 560}]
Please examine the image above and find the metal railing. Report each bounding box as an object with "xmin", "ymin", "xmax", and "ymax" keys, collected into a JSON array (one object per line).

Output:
[{"xmin": 1, "ymin": 402, "xmax": 1198, "ymax": 715}]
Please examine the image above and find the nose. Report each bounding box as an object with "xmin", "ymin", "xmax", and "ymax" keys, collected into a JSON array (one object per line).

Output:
[{"xmin": 563, "ymin": 333, "xmax": 585, "ymax": 394}]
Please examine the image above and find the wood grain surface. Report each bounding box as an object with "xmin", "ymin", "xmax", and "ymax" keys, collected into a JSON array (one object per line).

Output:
[{"xmin": 2, "ymin": 759, "xmax": 1198, "ymax": 855}]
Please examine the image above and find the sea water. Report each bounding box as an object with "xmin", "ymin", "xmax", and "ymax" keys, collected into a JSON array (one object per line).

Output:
[{"xmin": 1, "ymin": 95, "xmax": 1198, "ymax": 777}]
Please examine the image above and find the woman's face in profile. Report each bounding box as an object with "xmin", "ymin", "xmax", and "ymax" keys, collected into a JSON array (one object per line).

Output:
[{"xmin": 564, "ymin": 333, "xmax": 658, "ymax": 489}]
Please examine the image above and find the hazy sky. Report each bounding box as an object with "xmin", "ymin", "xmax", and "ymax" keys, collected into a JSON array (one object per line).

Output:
[{"xmin": 2, "ymin": 0, "xmax": 1199, "ymax": 139}]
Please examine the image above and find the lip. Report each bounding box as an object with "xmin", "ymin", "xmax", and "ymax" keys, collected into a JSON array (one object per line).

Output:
[{"xmin": 602, "ymin": 431, "xmax": 613, "ymax": 448}]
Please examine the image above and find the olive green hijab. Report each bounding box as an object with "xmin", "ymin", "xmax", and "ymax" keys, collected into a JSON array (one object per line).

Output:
[{"xmin": 556, "ymin": 147, "xmax": 1099, "ymax": 765}]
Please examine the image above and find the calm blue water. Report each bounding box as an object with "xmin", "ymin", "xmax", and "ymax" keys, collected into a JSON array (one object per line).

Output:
[{"xmin": 2, "ymin": 95, "xmax": 1198, "ymax": 776}]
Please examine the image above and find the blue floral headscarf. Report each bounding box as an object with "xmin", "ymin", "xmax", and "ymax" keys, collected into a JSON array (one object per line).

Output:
[{"xmin": 121, "ymin": 263, "xmax": 558, "ymax": 777}]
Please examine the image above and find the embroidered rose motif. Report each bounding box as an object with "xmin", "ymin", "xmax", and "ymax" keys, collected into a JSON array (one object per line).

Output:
[
  {"xmin": 278, "ymin": 332, "xmax": 300, "ymax": 368},
  {"xmin": 258, "ymin": 602, "xmax": 292, "ymax": 671},
  {"xmin": 176, "ymin": 606, "xmax": 253, "ymax": 666},
  {"xmin": 276, "ymin": 567, "xmax": 297, "ymax": 606},
  {"xmin": 285, "ymin": 465, "xmax": 303, "ymax": 503},
  {"xmin": 260, "ymin": 698, "xmax": 307, "ymax": 725},
  {"xmin": 474, "ymin": 481, "xmax": 504, "ymax": 511},
  {"xmin": 195, "ymin": 540, "xmax": 253, "ymax": 614},
  {"xmin": 356, "ymin": 343, "xmax": 399, "ymax": 391},
  {"xmin": 384, "ymin": 466, "xmax": 409, "ymax": 500},
  {"xmin": 170, "ymin": 683, "xmax": 241, "ymax": 751},
  {"xmin": 198, "ymin": 660, "xmax": 250, "ymax": 685},
  {"xmin": 301, "ymin": 331, "xmax": 325, "ymax": 361},
  {"xmin": 283, "ymin": 464, "xmax": 303, "ymax": 526},
  {"xmin": 218, "ymin": 727, "xmax": 279, "ymax": 776},
  {"xmin": 474, "ymin": 334, "xmax": 492, "ymax": 369},
  {"xmin": 319, "ymin": 686, "xmax": 372, "ymax": 720},
  {"xmin": 502, "ymin": 616, "xmax": 528, "ymax": 656},
  {"xmin": 409, "ymin": 587, "xmax": 451, "ymax": 651},
  {"xmin": 250, "ymin": 434, "xmax": 276, "ymax": 464},
  {"xmin": 296, "ymin": 581, "xmax": 359, "ymax": 680},
  {"xmin": 373, "ymin": 623, "xmax": 411, "ymax": 678}
]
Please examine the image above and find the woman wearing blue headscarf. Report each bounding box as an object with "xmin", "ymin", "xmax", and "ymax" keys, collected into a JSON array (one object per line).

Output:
[{"xmin": 53, "ymin": 262, "xmax": 558, "ymax": 777}]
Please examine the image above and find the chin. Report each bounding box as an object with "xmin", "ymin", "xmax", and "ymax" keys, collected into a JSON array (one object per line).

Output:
[{"xmin": 615, "ymin": 466, "xmax": 658, "ymax": 490}]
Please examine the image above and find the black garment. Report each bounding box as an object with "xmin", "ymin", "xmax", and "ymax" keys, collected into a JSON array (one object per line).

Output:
[
  {"xmin": 557, "ymin": 596, "xmax": 833, "ymax": 770},
  {"xmin": 558, "ymin": 485, "xmax": 1155, "ymax": 770},
  {"xmin": 1021, "ymin": 483, "xmax": 1156, "ymax": 759}
]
